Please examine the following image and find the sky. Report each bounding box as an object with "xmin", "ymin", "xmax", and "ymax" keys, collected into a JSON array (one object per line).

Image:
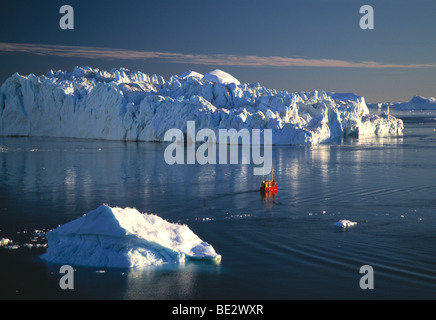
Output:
[{"xmin": 0, "ymin": 0, "xmax": 435, "ymax": 103}]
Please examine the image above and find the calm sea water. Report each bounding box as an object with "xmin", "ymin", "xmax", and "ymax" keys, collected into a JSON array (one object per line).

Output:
[{"xmin": 1, "ymin": 111, "xmax": 436, "ymax": 300}]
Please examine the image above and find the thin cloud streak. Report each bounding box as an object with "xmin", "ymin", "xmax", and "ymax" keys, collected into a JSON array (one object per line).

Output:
[{"xmin": 0, "ymin": 42, "xmax": 434, "ymax": 69}]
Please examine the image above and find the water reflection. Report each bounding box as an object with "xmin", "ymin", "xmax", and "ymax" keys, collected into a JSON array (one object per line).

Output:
[
  {"xmin": 4, "ymin": 119, "xmax": 436, "ymax": 299},
  {"xmin": 0, "ymin": 134, "xmax": 406, "ymax": 215},
  {"xmin": 261, "ymin": 190, "xmax": 277, "ymax": 210},
  {"xmin": 43, "ymin": 259, "xmax": 223, "ymax": 299},
  {"xmin": 310, "ymin": 145, "xmax": 330, "ymax": 183},
  {"xmin": 120, "ymin": 261, "xmax": 222, "ymax": 300}
]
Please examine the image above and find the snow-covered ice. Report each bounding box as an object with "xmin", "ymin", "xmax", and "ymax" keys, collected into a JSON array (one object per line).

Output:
[
  {"xmin": 40, "ymin": 205, "xmax": 221, "ymax": 268},
  {"xmin": 0, "ymin": 66, "xmax": 403, "ymax": 144},
  {"xmin": 180, "ymin": 70, "xmax": 204, "ymax": 80},
  {"xmin": 202, "ymin": 69, "xmax": 241, "ymax": 85}
]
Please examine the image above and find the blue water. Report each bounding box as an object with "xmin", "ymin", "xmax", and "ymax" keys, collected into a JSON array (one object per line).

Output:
[{"xmin": 1, "ymin": 111, "xmax": 436, "ymax": 299}]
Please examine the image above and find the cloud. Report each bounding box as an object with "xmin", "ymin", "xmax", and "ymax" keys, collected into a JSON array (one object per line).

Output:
[{"xmin": 0, "ymin": 42, "xmax": 434, "ymax": 69}]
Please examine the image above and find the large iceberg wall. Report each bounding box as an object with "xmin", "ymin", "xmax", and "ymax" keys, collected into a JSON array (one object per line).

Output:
[
  {"xmin": 41, "ymin": 205, "xmax": 221, "ymax": 268},
  {"xmin": 0, "ymin": 66, "xmax": 403, "ymax": 144}
]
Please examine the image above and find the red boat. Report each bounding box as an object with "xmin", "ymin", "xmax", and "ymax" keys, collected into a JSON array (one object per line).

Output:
[{"xmin": 260, "ymin": 167, "xmax": 278, "ymax": 193}]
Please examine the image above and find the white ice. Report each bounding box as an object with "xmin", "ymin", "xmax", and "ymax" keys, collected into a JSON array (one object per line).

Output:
[
  {"xmin": 333, "ymin": 219, "xmax": 357, "ymax": 228},
  {"xmin": 202, "ymin": 69, "xmax": 241, "ymax": 85},
  {"xmin": 40, "ymin": 205, "xmax": 221, "ymax": 268}
]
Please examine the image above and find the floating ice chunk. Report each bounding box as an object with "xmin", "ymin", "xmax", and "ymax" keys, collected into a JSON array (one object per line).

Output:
[
  {"xmin": 333, "ymin": 219, "xmax": 357, "ymax": 228},
  {"xmin": 0, "ymin": 238, "xmax": 12, "ymax": 246},
  {"xmin": 41, "ymin": 205, "xmax": 221, "ymax": 268},
  {"xmin": 4, "ymin": 244, "xmax": 19, "ymax": 250}
]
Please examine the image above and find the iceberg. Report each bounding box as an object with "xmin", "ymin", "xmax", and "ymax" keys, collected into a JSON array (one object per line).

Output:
[
  {"xmin": 396, "ymin": 96, "xmax": 436, "ymax": 111},
  {"xmin": 0, "ymin": 66, "xmax": 403, "ymax": 144},
  {"xmin": 367, "ymin": 96, "xmax": 436, "ymax": 111},
  {"xmin": 41, "ymin": 205, "xmax": 221, "ymax": 268}
]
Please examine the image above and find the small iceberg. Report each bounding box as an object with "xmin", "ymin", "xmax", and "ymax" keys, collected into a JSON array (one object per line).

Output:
[
  {"xmin": 41, "ymin": 205, "xmax": 221, "ymax": 268},
  {"xmin": 333, "ymin": 219, "xmax": 357, "ymax": 229}
]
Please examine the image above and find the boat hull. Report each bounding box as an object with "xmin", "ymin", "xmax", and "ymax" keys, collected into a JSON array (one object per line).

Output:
[{"xmin": 260, "ymin": 186, "xmax": 278, "ymax": 193}]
